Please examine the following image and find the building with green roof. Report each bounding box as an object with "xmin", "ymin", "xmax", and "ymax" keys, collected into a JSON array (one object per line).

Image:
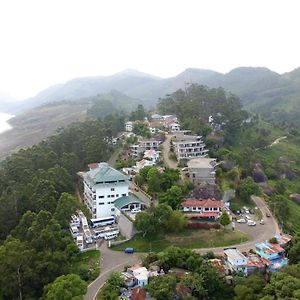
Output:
[{"xmin": 82, "ymin": 162, "xmax": 129, "ymax": 218}]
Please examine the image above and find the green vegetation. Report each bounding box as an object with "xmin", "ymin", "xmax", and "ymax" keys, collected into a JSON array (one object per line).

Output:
[
  {"xmin": 111, "ymin": 229, "xmax": 248, "ymax": 252},
  {"xmin": 134, "ymin": 204, "xmax": 187, "ymax": 237},
  {"xmin": 219, "ymin": 211, "xmax": 231, "ymax": 229},
  {"xmin": 70, "ymin": 250, "xmax": 100, "ymax": 282},
  {"xmin": 97, "ymin": 272, "xmax": 124, "ymax": 300},
  {"xmin": 133, "ymin": 121, "xmax": 151, "ymax": 138},
  {"xmin": 0, "ymin": 116, "xmax": 123, "ymax": 299},
  {"xmin": 43, "ymin": 274, "xmax": 87, "ymax": 300}
]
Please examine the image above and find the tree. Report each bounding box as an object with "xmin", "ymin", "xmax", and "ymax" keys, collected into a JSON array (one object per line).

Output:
[
  {"xmin": 133, "ymin": 122, "xmax": 151, "ymax": 138},
  {"xmin": 287, "ymin": 241, "xmax": 300, "ymax": 264},
  {"xmin": 134, "ymin": 211, "xmax": 156, "ymax": 236},
  {"xmin": 147, "ymin": 275, "xmax": 177, "ymax": 300},
  {"xmin": 130, "ymin": 104, "xmax": 147, "ymax": 121},
  {"xmin": 236, "ymin": 177, "xmax": 260, "ymax": 203},
  {"xmin": 219, "ymin": 211, "xmax": 231, "ymax": 229},
  {"xmin": 159, "ymin": 185, "xmax": 184, "ymax": 209},
  {"xmin": 54, "ymin": 193, "xmax": 78, "ymax": 229},
  {"xmin": 181, "ymin": 273, "xmax": 207, "ymax": 298},
  {"xmin": 98, "ymin": 272, "xmax": 124, "ymax": 300},
  {"xmin": 43, "ymin": 274, "xmax": 87, "ymax": 300}
]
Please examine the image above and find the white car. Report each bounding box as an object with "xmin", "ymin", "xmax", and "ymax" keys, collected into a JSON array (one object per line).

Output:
[
  {"xmin": 237, "ymin": 218, "xmax": 246, "ymax": 223},
  {"xmin": 131, "ymin": 208, "xmax": 141, "ymax": 213},
  {"xmin": 247, "ymin": 220, "xmax": 256, "ymax": 226}
]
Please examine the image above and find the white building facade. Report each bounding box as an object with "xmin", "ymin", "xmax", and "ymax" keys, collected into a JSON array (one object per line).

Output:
[
  {"xmin": 82, "ymin": 163, "xmax": 129, "ymax": 218},
  {"xmin": 172, "ymin": 133, "xmax": 208, "ymax": 160},
  {"xmin": 125, "ymin": 121, "xmax": 133, "ymax": 132}
]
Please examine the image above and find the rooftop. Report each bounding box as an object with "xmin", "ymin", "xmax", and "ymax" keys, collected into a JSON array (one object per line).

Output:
[
  {"xmin": 181, "ymin": 198, "xmax": 224, "ymax": 209},
  {"xmin": 84, "ymin": 162, "xmax": 128, "ymax": 185},
  {"xmin": 187, "ymin": 157, "xmax": 217, "ymax": 169},
  {"xmin": 255, "ymin": 241, "xmax": 285, "ymax": 254},
  {"xmin": 224, "ymin": 248, "xmax": 247, "ymax": 261},
  {"xmin": 114, "ymin": 195, "xmax": 144, "ymax": 210}
]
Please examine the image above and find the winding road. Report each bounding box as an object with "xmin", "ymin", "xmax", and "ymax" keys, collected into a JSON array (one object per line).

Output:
[
  {"xmin": 84, "ymin": 134, "xmax": 282, "ymax": 299},
  {"xmin": 84, "ymin": 242, "xmax": 144, "ymax": 300}
]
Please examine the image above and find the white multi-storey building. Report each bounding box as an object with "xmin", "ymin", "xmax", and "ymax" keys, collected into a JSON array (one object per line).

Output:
[
  {"xmin": 82, "ymin": 162, "xmax": 129, "ymax": 218},
  {"xmin": 130, "ymin": 140, "xmax": 160, "ymax": 157},
  {"xmin": 125, "ymin": 121, "xmax": 133, "ymax": 132},
  {"xmin": 172, "ymin": 132, "xmax": 208, "ymax": 160}
]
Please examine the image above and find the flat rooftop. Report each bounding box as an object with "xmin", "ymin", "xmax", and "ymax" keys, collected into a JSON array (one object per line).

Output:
[
  {"xmin": 187, "ymin": 157, "xmax": 217, "ymax": 168},
  {"xmin": 224, "ymin": 248, "xmax": 247, "ymax": 261}
]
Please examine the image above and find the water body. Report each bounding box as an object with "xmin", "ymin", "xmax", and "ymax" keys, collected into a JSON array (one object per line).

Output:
[{"xmin": 0, "ymin": 112, "xmax": 14, "ymax": 134}]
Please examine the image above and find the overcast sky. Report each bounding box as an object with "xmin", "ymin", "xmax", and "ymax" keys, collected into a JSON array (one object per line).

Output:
[{"xmin": 0, "ymin": 0, "xmax": 299, "ymax": 99}]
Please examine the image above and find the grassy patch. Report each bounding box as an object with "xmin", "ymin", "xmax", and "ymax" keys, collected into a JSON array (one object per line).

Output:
[
  {"xmin": 71, "ymin": 250, "xmax": 100, "ymax": 283},
  {"xmin": 111, "ymin": 229, "xmax": 249, "ymax": 252}
]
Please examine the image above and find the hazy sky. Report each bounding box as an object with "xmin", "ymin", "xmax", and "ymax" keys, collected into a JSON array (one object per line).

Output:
[{"xmin": 0, "ymin": 0, "xmax": 299, "ymax": 99}]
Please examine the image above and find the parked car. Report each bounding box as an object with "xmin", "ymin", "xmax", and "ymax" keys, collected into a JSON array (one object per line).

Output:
[
  {"xmin": 237, "ymin": 218, "xmax": 246, "ymax": 223},
  {"xmin": 134, "ymin": 187, "xmax": 139, "ymax": 192},
  {"xmin": 124, "ymin": 247, "xmax": 134, "ymax": 254},
  {"xmin": 245, "ymin": 209, "xmax": 250, "ymax": 214},
  {"xmin": 260, "ymin": 219, "xmax": 265, "ymax": 225},
  {"xmin": 247, "ymin": 220, "xmax": 256, "ymax": 226},
  {"xmin": 266, "ymin": 212, "xmax": 271, "ymax": 217},
  {"xmin": 245, "ymin": 215, "xmax": 251, "ymax": 220},
  {"xmin": 249, "ymin": 209, "xmax": 254, "ymax": 214},
  {"xmin": 131, "ymin": 208, "xmax": 141, "ymax": 213}
]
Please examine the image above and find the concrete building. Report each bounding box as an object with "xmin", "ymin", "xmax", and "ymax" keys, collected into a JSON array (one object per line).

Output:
[
  {"xmin": 181, "ymin": 198, "xmax": 224, "ymax": 220},
  {"xmin": 187, "ymin": 157, "xmax": 217, "ymax": 185},
  {"xmin": 128, "ymin": 265, "xmax": 149, "ymax": 287},
  {"xmin": 172, "ymin": 132, "xmax": 208, "ymax": 160},
  {"xmin": 170, "ymin": 122, "xmax": 181, "ymax": 132},
  {"xmin": 82, "ymin": 162, "xmax": 129, "ymax": 218},
  {"xmin": 126, "ymin": 121, "xmax": 134, "ymax": 132},
  {"xmin": 224, "ymin": 248, "xmax": 248, "ymax": 275},
  {"xmin": 131, "ymin": 140, "xmax": 160, "ymax": 157}
]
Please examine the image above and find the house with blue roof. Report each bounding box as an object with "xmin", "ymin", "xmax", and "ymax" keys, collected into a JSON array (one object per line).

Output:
[{"xmin": 255, "ymin": 240, "xmax": 288, "ymax": 272}]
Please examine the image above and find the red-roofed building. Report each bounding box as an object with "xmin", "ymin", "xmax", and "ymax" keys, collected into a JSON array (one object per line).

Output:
[
  {"xmin": 181, "ymin": 198, "xmax": 224, "ymax": 219},
  {"xmin": 131, "ymin": 287, "xmax": 146, "ymax": 300}
]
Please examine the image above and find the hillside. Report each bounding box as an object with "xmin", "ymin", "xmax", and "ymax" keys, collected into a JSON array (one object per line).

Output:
[
  {"xmin": 5, "ymin": 66, "xmax": 300, "ymax": 126},
  {"xmin": 0, "ymin": 91, "xmax": 144, "ymax": 159}
]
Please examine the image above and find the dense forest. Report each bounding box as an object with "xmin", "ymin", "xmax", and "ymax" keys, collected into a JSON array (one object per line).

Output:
[{"xmin": 0, "ymin": 114, "xmax": 124, "ymax": 299}]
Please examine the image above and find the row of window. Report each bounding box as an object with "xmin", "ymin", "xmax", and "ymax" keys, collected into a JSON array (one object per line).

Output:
[{"xmin": 98, "ymin": 193, "xmax": 126, "ymax": 199}]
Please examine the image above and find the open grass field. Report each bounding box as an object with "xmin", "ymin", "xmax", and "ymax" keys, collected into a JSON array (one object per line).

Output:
[
  {"xmin": 71, "ymin": 250, "xmax": 100, "ymax": 283},
  {"xmin": 111, "ymin": 228, "xmax": 249, "ymax": 252}
]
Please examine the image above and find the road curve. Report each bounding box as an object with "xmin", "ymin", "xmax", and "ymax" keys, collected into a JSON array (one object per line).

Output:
[
  {"xmin": 84, "ymin": 242, "xmax": 143, "ymax": 300},
  {"xmin": 195, "ymin": 196, "xmax": 281, "ymax": 254}
]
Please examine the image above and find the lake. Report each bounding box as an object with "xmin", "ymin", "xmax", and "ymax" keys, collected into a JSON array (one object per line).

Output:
[{"xmin": 0, "ymin": 112, "xmax": 14, "ymax": 134}]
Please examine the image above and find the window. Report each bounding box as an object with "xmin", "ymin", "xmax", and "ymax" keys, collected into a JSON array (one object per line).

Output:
[
  {"xmin": 122, "ymin": 193, "xmax": 126, "ymax": 197},
  {"xmin": 108, "ymin": 195, "xmax": 111, "ymax": 198},
  {"xmin": 111, "ymin": 208, "xmax": 115, "ymax": 212},
  {"xmin": 111, "ymin": 195, "xmax": 115, "ymax": 198},
  {"xmin": 98, "ymin": 195, "xmax": 104, "ymax": 199},
  {"xmin": 116, "ymin": 194, "xmax": 119, "ymax": 197},
  {"xmin": 111, "ymin": 188, "xmax": 115, "ymax": 191},
  {"xmin": 107, "ymin": 202, "xmax": 111, "ymax": 204},
  {"xmin": 98, "ymin": 202, "xmax": 104, "ymax": 205}
]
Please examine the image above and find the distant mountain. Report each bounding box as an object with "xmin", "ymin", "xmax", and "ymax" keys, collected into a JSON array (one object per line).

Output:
[{"xmin": 6, "ymin": 66, "xmax": 300, "ymax": 125}]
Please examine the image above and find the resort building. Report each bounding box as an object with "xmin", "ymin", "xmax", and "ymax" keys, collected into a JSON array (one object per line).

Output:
[
  {"xmin": 172, "ymin": 132, "xmax": 208, "ymax": 160},
  {"xmin": 81, "ymin": 162, "xmax": 129, "ymax": 218},
  {"xmin": 187, "ymin": 157, "xmax": 218, "ymax": 185},
  {"xmin": 131, "ymin": 139, "xmax": 160, "ymax": 157}
]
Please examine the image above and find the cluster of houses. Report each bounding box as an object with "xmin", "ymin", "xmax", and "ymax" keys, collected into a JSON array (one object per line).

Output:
[
  {"xmin": 118, "ymin": 233, "xmax": 291, "ymax": 300},
  {"xmin": 223, "ymin": 233, "xmax": 292, "ymax": 275}
]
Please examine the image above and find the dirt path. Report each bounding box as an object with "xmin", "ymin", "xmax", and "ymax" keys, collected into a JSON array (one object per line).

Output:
[{"xmin": 161, "ymin": 134, "xmax": 178, "ymax": 169}]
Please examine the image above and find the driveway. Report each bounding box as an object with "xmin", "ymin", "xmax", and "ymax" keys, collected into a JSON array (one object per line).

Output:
[{"xmin": 84, "ymin": 242, "xmax": 143, "ymax": 300}]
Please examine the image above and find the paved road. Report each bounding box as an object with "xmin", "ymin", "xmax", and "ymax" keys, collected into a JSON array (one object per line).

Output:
[
  {"xmin": 161, "ymin": 134, "xmax": 178, "ymax": 169},
  {"xmin": 84, "ymin": 242, "xmax": 143, "ymax": 300},
  {"xmin": 195, "ymin": 196, "xmax": 281, "ymax": 254},
  {"xmin": 130, "ymin": 182, "xmax": 152, "ymax": 207}
]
